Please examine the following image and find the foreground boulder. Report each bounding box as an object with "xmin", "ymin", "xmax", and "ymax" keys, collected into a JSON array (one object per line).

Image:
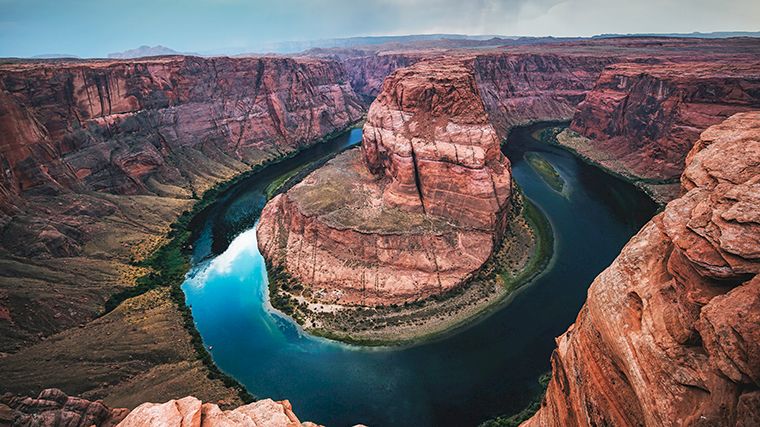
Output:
[
  {"xmin": 524, "ymin": 112, "xmax": 760, "ymax": 426},
  {"xmin": 118, "ymin": 397, "xmax": 321, "ymax": 427}
]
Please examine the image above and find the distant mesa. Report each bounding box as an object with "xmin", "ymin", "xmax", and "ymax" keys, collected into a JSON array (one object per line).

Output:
[
  {"xmin": 107, "ymin": 45, "xmax": 192, "ymax": 59},
  {"xmin": 30, "ymin": 53, "xmax": 81, "ymax": 59}
]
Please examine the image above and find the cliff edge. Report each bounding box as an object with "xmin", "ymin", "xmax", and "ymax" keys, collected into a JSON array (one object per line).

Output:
[{"xmin": 524, "ymin": 112, "xmax": 760, "ymax": 426}]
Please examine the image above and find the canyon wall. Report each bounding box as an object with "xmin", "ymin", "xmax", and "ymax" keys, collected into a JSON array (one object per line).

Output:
[
  {"xmin": 0, "ymin": 56, "xmax": 364, "ymax": 403},
  {"xmin": 524, "ymin": 112, "xmax": 760, "ymax": 427},
  {"xmin": 258, "ymin": 58, "xmax": 512, "ymax": 305},
  {"xmin": 340, "ymin": 52, "xmax": 422, "ymax": 99},
  {"xmin": 568, "ymin": 60, "xmax": 760, "ymax": 182},
  {"xmin": 473, "ymin": 53, "xmax": 614, "ymax": 138}
]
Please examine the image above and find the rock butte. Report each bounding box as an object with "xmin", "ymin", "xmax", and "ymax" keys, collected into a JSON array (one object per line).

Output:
[
  {"xmin": 524, "ymin": 112, "xmax": 760, "ymax": 427},
  {"xmin": 1, "ymin": 37, "xmax": 760, "ymax": 420},
  {"xmin": 258, "ymin": 58, "xmax": 512, "ymax": 305}
]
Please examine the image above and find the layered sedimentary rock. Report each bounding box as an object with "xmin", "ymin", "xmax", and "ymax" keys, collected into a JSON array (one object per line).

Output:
[
  {"xmin": 258, "ymin": 58, "xmax": 512, "ymax": 305},
  {"xmin": 0, "ymin": 56, "xmax": 363, "ymax": 208},
  {"xmin": 340, "ymin": 52, "xmax": 422, "ymax": 99},
  {"xmin": 2, "ymin": 390, "xmax": 322, "ymax": 427},
  {"xmin": 473, "ymin": 53, "xmax": 614, "ymax": 138},
  {"xmin": 524, "ymin": 112, "xmax": 760, "ymax": 426},
  {"xmin": 1, "ymin": 388, "xmax": 128, "ymax": 427},
  {"xmin": 568, "ymin": 60, "xmax": 760, "ymax": 182},
  {"xmin": 118, "ymin": 396, "xmax": 321, "ymax": 427},
  {"xmin": 0, "ymin": 55, "xmax": 363, "ymax": 348},
  {"xmin": 0, "ymin": 55, "xmax": 364, "ymax": 406}
]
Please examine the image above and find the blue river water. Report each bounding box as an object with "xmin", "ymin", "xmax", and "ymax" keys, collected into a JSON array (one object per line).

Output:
[{"xmin": 182, "ymin": 125, "xmax": 656, "ymax": 427}]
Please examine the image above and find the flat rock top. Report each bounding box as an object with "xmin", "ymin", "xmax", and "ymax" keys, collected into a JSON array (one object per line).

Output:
[
  {"xmin": 603, "ymin": 59, "xmax": 760, "ymax": 79},
  {"xmin": 286, "ymin": 149, "xmax": 457, "ymax": 234}
]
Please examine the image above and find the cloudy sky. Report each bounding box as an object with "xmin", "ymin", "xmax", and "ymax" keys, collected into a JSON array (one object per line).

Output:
[{"xmin": 1, "ymin": 0, "xmax": 758, "ymax": 57}]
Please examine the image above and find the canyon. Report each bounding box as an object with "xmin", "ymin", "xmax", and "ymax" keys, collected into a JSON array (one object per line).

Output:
[
  {"xmin": 524, "ymin": 111, "xmax": 760, "ymax": 427},
  {"xmin": 0, "ymin": 55, "xmax": 364, "ymax": 406},
  {"xmin": 0, "ymin": 36, "xmax": 759, "ymax": 425}
]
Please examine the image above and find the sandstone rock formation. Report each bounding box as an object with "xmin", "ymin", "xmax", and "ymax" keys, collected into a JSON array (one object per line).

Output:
[
  {"xmin": 0, "ymin": 55, "xmax": 364, "ymax": 351},
  {"xmin": 473, "ymin": 53, "xmax": 614, "ymax": 138},
  {"xmin": 1, "ymin": 388, "xmax": 128, "ymax": 427},
  {"xmin": 118, "ymin": 396, "xmax": 320, "ymax": 427},
  {"xmin": 524, "ymin": 112, "xmax": 760, "ymax": 426},
  {"xmin": 1, "ymin": 390, "xmax": 324, "ymax": 427},
  {"xmin": 340, "ymin": 52, "xmax": 422, "ymax": 100},
  {"xmin": 0, "ymin": 56, "xmax": 363, "ymax": 209},
  {"xmin": 568, "ymin": 60, "xmax": 760, "ymax": 182},
  {"xmin": 0, "ymin": 55, "xmax": 364, "ymax": 409},
  {"xmin": 3, "ymin": 36, "xmax": 760, "ymax": 417},
  {"xmin": 258, "ymin": 58, "xmax": 512, "ymax": 305}
]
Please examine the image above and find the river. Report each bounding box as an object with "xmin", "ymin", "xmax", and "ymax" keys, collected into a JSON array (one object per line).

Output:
[{"xmin": 181, "ymin": 124, "xmax": 656, "ymax": 427}]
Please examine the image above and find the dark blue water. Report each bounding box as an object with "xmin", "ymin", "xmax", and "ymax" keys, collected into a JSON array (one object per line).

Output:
[{"xmin": 182, "ymin": 125, "xmax": 656, "ymax": 427}]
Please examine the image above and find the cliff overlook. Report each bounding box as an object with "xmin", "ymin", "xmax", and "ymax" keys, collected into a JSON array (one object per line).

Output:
[{"xmin": 524, "ymin": 112, "xmax": 760, "ymax": 426}]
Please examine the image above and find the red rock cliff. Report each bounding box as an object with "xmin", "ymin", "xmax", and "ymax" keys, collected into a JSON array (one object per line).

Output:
[
  {"xmin": 524, "ymin": 112, "xmax": 760, "ymax": 427},
  {"xmin": 341, "ymin": 52, "xmax": 422, "ymax": 99},
  {"xmin": 0, "ymin": 55, "xmax": 364, "ymax": 351},
  {"xmin": 0, "ymin": 56, "xmax": 364, "ymax": 209},
  {"xmin": 362, "ymin": 58, "xmax": 512, "ymax": 231},
  {"xmin": 569, "ymin": 60, "xmax": 760, "ymax": 181},
  {"xmin": 473, "ymin": 53, "xmax": 614, "ymax": 138}
]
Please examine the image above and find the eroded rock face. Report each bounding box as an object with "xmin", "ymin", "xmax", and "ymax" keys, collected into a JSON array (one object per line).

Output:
[
  {"xmin": 258, "ymin": 58, "xmax": 512, "ymax": 305},
  {"xmin": 473, "ymin": 53, "xmax": 614, "ymax": 138},
  {"xmin": 118, "ymin": 396, "xmax": 321, "ymax": 427},
  {"xmin": 0, "ymin": 56, "xmax": 364, "ymax": 208},
  {"xmin": 569, "ymin": 61, "xmax": 760, "ymax": 181},
  {"xmin": 1, "ymin": 388, "xmax": 128, "ymax": 427},
  {"xmin": 362, "ymin": 58, "xmax": 512, "ymax": 231},
  {"xmin": 341, "ymin": 52, "xmax": 422, "ymax": 100},
  {"xmin": 0, "ymin": 55, "xmax": 363, "ymax": 353},
  {"xmin": 524, "ymin": 112, "xmax": 760, "ymax": 427}
]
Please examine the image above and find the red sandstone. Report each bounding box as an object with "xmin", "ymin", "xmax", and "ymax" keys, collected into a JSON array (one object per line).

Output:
[{"xmin": 524, "ymin": 112, "xmax": 760, "ymax": 427}]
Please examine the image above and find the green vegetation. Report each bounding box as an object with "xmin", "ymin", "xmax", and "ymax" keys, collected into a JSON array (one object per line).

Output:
[
  {"xmin": 525, "ymin": 152, "xmax": 565, "ymax": 193},
  {"xmin": 498, "ymin": 197, "xmax": 553, "ymax": 292},
  {"xmin": 479, "ymin": 373, "xmax": 551, "ymax": 427},
  {"xmin": 265, "ymin": 163, "xmax": 312, "ymax": 200},
  {"xmin": 267, "ymin": 265, "xmax": 309, "ymax": 324},
  {"xmin": 101, "ymin": 122, "xmax": 362, "ymax": 404}
]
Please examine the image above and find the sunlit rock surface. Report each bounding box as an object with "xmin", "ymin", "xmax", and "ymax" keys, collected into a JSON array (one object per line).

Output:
[
  {"xmin": 524, "ymin": 112, "xmax": 760, "ymax": 427},
  {"xmin": 258, "ymin": 58, "xmax": 512, "ymax": 305}
]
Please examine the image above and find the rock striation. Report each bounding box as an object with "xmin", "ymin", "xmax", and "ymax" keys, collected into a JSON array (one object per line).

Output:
[
  {"xmin": 118, "ymin": 396, "xmax": 321, "ymax": 427},
  {"xmin": 524, "ymin": 112, "xmax": 760, "ymax": 426},
  {"xmin": 473, "ymin": 53, "xmax": 614, "ymax": 138},
  {"xmin": 0, "ymin": 55, "xmax": 364, "ymax": 351},
  {"xmin": 340, "ymin": 52, "xmax": 422, "ymax": 100},
  {"xmin": 568, "ymin": 60, "xmax": 760, "ymax": 182},
  {"xmin": 1, "ymin": 388, "xmax": 128, "ymax": 427},
  {"xmin": 0, "ymin": 56, "xmax": 363, "ymax": 209},
  {"xmin": 258, "ymin": 58, "xmax": 512, "ymax": 306}
]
